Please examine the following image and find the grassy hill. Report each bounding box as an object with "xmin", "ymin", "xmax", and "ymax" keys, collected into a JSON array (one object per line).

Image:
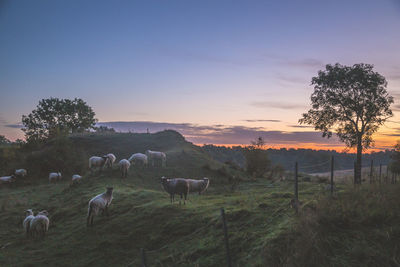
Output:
[{"xmin": 0, "ymin": 131, "xmax": 399, "ymax": 266}]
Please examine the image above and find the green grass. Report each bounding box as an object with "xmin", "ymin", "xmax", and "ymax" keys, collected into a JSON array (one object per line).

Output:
[{"xmin": 1, "ymin": 132, "xmax": 399, "ymax": 266}]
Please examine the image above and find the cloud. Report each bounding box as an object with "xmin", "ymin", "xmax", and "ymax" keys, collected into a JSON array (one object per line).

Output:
[
  {"xmin": 393, "ymin": 104, "xmax": 400, "ymax": 111},
  {"xmin": 97, "ymin": 121, "xmax": 341, "ymax": 145},
  {"xmin": 243, "ymin": 119, "xmax": 281, "ymax": 122},
  {"xmin": 4, "ymin": 123, "xmax": 23, "ymax": 128},
  {"xmin": 280, "ymin": 58, "xmax": 324, "ymax": 69},
  {"xmin": 250, "ymin": 101, "xmax": 307, "ymax": 110},
  {"xmin": 382, "ymin": 133, "xmax": 400, "ymax": 137},
  {"xmin": 388, "ymin": 73, "xmax": 400, "ymax": 81},
  {"xmin": 288, "ymin": 125, "xmax": 314, "ymax": 129}
]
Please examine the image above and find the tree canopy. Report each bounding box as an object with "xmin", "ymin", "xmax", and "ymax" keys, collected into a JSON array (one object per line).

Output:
[
  {"xmin": 299, "ymin": 63, "xmax": 393, "ymax": 183},
  {"xmin": 22, "ymin": 98, "xmax": 97, "ymax": 142}
]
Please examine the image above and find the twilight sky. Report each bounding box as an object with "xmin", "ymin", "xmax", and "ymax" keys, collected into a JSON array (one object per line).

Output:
[{"xmin": 1, "ymin": 0, "xmax": 400, "ymax": 150}]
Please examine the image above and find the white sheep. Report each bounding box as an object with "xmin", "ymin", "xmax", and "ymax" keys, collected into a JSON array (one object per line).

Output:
[
  {"xmin": 87, "ymin": 187, "xmax": 114, "ymax": 226},
  {"xmin": 161, "ymin": 177, "xmax": 189, "ymax": 205},
  {"xmin": 104, "ymin": 153, "xmax": 116, "ymax": 168},
  {"xmin": 15, "ymin": 169, "xmax": 27, "ymax": 178},
  {"xmin": 49, "ymin": 172, "xmax": 62, "ymax": 183},
  {"xmin": 71, "ymin": 174, "xmax": 83, "ymax": 185},
  {"xmin": 128, "ymin": 153, "xmax": 148, "ymax": 166},
  {"xmin": 118, "ymin": 159, "xmax": 130, "ymax": 179},
  {"xmin": 23, "ymin": 209, "xmax": 35, "ymax": 237},
  {"xmin": 187, "ymin": 178, "xmax": 210, "ymax": 195},
  {"xmin": 0, "ymin": 175, "xmax": 15, "ymax": 184},
  {"xmin": 29, "ymin": 210, "xmax": 49, "ymax": 238},
  {"xmin": 89, "ymin": 156, "xmax": 108, "ymax": 173},
  {"xmin": 146, "ymin": 150, "xmax": 166, "ymax": 167}
]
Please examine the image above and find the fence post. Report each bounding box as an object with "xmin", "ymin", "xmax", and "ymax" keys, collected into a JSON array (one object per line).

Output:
[
  {"xmin": 379, "ymin": 164, "xmax": 382, "ymax": 184},
  {"xmin": 140, "ymin": 248, "xmax": 147, "ymax": 267},
  {"xmin": 220, "ymin": 208, "xmax": 232, "ymax": 267},
  {"xmin": 330, "ymin": 156, "xmax": 334, "ymax": 196},
  {"xmin": 370, "ymin": 160, "xmax": 373, "ymax": 184},
  {"xmin": 386, "ymin": 166, "xmax": 389, "ymax": 184},
  {"xmin": 294, "ymin": 162, "xmax": 299, "ymax": 213}
]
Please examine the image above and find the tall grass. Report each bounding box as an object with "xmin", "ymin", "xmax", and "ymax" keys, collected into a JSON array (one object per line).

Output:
[{"xmin": 264, "ymin": 184, "xmax": 400, "ymax": 266}]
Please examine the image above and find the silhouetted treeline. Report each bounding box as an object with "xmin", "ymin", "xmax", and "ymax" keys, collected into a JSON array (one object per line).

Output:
[{"xmin": 202, "ymin": 145, "xmax": 393, "ymax": 173}]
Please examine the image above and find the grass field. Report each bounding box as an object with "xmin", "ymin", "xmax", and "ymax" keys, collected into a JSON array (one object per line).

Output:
[{"xmin": 0, "ymin": 132, "xmax": 399, "ymax": 266}]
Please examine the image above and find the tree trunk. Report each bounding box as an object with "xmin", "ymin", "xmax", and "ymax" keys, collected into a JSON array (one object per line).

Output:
[{"xmin": 356, "ymin": 136, "xmax": 363, "ymax": 184}]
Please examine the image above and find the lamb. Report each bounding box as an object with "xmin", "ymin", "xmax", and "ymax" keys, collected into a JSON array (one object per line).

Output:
[
  {"xmin": 161, "ymin": 177, "xmax": 189, "ymax": 205},
  {"xmin": 23, "ymin": 209, "xmax": 35, "ymax": 237},
  {"xmin": 87, "ymin": 187, "xmax": 114, "ymax": 226},
  {"xmin": 49, "ymin": 172, "xmax": 62, "ymax": 183},
  {"xmin": 29, "ymin": 210, "xmax": 49, "ymax": 238},
  {"xmin": 0, "ymin": 175, "xmax": 15, "ymax": 184},
  {"xmin": 71, "ymin": 174, "xmax": 83, "ymax": 184},
  {"xmin": 146, "ymin": 150, "xmax": 166, "ymax": 167},
  {"xmin": 15, "ymin": 169, "xmax": 27, "ymax": 178},
  {"xmin": 89, "ymin": 156, "xmax": 108, "ymax": 173},
  {"xmin": 104, "ymin": 153, "xmax": 116, "ymax": 168},
  {"xmin": 187, "ymin": 178, "xmax": 210, "ymax": 195},
  {"xmin": 128, "ymin": 153, "xmax": 148, "ymax": 166},
  {"xmin": 118, "ymin": 159, "xmax": 130, "ymax": 179}
]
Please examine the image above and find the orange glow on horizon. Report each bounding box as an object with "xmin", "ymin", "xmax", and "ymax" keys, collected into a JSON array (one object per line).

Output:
[{"xmin": 196, "ymin": 143, "xmax": 391, "ymax": 153}]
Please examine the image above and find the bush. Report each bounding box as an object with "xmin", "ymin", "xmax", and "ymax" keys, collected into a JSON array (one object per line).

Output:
[{"xmin": 243, "ymin": 147, "xmax": 271, "ymax": 177}]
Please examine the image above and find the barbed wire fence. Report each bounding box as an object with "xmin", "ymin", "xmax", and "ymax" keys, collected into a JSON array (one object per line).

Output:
[{"xmin": 128, "ymin": 157, "xmax": 397, "ymax": 266}]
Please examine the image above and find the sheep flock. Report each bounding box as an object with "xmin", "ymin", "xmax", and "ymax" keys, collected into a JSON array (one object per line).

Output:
[{"xmin": 3, "ymin": 149, "xmax": 210, "ymax": 239}]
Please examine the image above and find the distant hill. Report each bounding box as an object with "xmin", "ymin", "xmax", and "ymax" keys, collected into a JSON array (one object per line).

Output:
[{"xmin": 202, "ymin": 145, "xmax": 393, "ymax": 173}]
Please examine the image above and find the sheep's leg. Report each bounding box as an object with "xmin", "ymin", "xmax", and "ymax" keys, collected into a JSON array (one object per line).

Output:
[
  {"xmin": 105, "ymin": 206, "xmax": 110, "ymax": 217},
  {"xmin": 90, "ymin": 215, "xmax": 94, "ymax": 226}
]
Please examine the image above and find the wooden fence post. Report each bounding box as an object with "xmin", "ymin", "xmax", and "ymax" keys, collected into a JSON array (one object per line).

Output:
[
  {"xmin": 330, "ymin": 156, "xmax": 334, "ymax": 196},
  {"xmin": 386, "ymin": 166, "xmax": 389, "ymax": 184},
  {"xmin": 220, "ymin": 208, "xmax": 232, "ymax": 267},
  {"xmin": 140, "ymin": 248, "xmax": 147, "ymax": 267},
  {"xmin": 379, "ymin": 164, "xmax": 382, "ymax": 184},
  {"xmin": 370, "ymin": 160, "xmax": 374, "ymax": 184},
  {"xmin": 294, "ymin": 162, "xmax": 299, "ymax": 213}
]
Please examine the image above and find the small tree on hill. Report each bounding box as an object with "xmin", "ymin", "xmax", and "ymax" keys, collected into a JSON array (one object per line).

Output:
[
  {"xmin": 244, "ymin": 137, "xmax": 271, "ymax": 177},
  {"xmin": 22, "ymin": 98, "xmax": 97, "ymax": 143},
  {"xmin": 299, "ymin": 63, "xmax": 393, "ymax": 184}
]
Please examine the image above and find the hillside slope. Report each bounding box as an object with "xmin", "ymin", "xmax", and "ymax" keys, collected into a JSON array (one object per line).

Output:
[{"xmin": 1, "ymin": 131, "xmax": 399, "ymax": 266}]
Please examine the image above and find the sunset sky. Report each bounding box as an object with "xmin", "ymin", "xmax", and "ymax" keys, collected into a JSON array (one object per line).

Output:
[{"xmin": 1, "ymin": 0, "xmax": 399, "ymax": 150}]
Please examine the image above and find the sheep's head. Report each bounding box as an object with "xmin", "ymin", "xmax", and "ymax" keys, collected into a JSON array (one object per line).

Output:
[
  {"xmin": 25, "ymin": 209, "xmax": 33, "ymax": 216},
  {"xmin": 106, "ymin": 187, "xmax": 114, "ymax": 193},
  {"xmin": 38, "ymin": 210, "xmax": 49, "ymax": 216},
  {"xmin": 58, "ymin": 172, "xmax": 62, "ymax": 177}
]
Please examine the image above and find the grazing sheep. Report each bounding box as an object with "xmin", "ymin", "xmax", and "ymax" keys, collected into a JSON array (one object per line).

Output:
[
  {"xmin": 146, "ymin": 150, "xmax": 166, "ymax": 167},
  {"xmin": 29, "ymin": 210, "xmax": 49, "ymax": 238},
  {"xmin": 71, "ymin": 174, "xmax": 83, "ymax": 185},
  {"xmin": 104, "ymin": 153, "xmax": 116, "ymax": 168},
  {"xmin": 128, "ymin": 153, "xmax": 148, "ymax": 166},
  {"xmin": 89, "ymin": 156, "xmax": 108, "ymax": 173},
  {"xmin": 87, "ymin": 187, "xmax": 114, "ymax": 226},
  {"xmin": 187, "ymin": 178, "xmax": 210, "ymax": 195},
  {"xmin": 118, "ymin": 159, "xmax": 130, "ymax": 178},
  {"xmin": 49, "ymin": 172, "xmax": 62, "ymax": 183},
  {"xmin": 23, "ymin": 209, "xmax": 35, "ymax": 237},
  {"xmin": 15, "ymin": 169, "xmax": 27, "ymax": 178},
  {"xmin": 0, "ymin": 175, "xmax": 15, "ymax": 184},
  {"xmin": 161, "ymin": 177, "xmax": 189, "ymax": 205}
]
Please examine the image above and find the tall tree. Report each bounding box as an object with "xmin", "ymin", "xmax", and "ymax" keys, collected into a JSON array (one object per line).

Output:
[
  {"xmin": 22, "ymin": 98, "xmax": 97, "ymax": 142},
  {"xmin": 299, "ymin": 63, "xmax": 393, "ymax": 184}
]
